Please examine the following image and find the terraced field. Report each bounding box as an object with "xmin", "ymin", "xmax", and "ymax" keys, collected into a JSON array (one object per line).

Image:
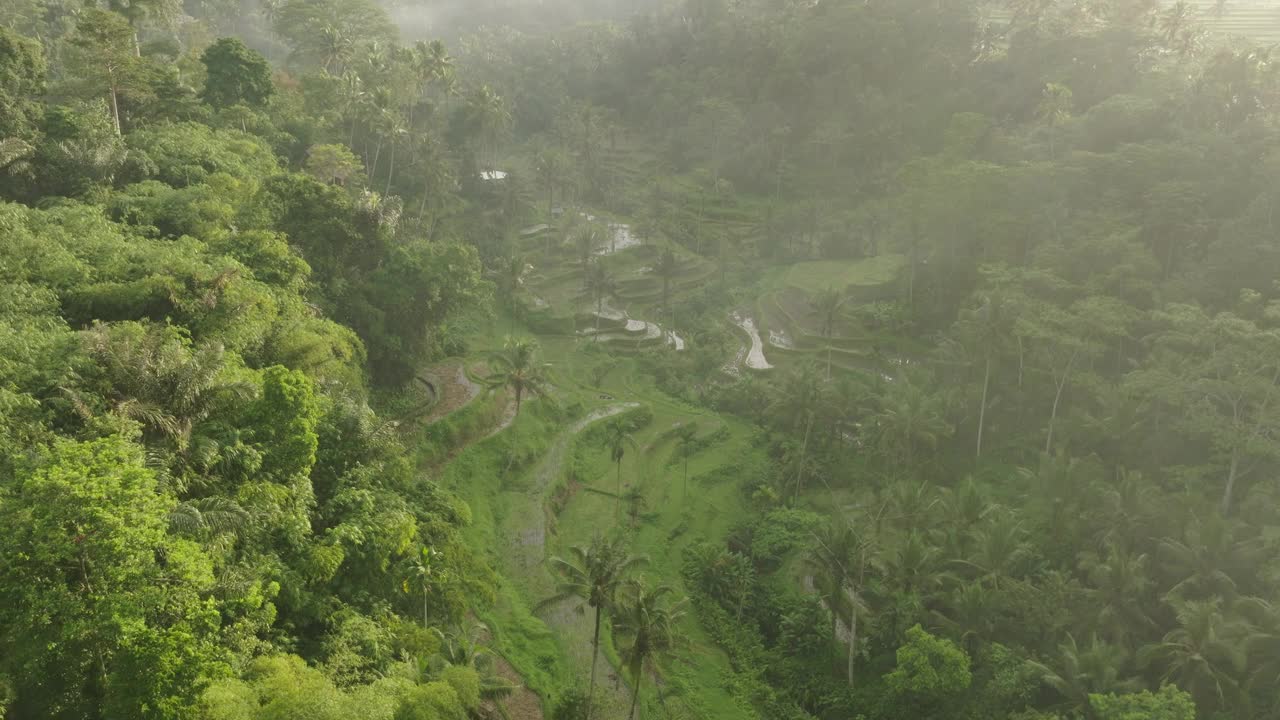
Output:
[{"xmin": 982, "ymin": 0, "xmax": 1280, "ymax": 43}]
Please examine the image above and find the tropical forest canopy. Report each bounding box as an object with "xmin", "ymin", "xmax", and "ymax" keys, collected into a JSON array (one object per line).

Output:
[{"xmin": 1, "ymin": 1, "xmax": 1279, "ymax": 720}]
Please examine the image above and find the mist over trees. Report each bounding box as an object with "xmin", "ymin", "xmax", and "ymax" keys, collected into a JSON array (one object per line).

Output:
[{"xmin": 2, "ymin": 0, "xmax": 1280, "ymax": 719}]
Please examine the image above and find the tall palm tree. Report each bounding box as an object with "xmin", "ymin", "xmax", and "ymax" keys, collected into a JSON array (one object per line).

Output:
[
  {"xmin": 653, "ymin": 248, "xmax": 680, "ymax": 316},
  {"xmin": 403, "ymin": 545, "xmax": 441, "ymax": 628},
  {"xmin": 423, "ymin": 623, "xmax": 520, "ymax": 702},
  {"xmin": 585, "ymin": 260, "xmax": 615, "ymax": 337},
  {"xmin": 534, "ymin": 146, "xmax": 570, "ymax": 216},
  {"xmin": 613, "ymin": 580, "xmax": 688, "ymax": 720},
  {"xmin": 603, "ymin": 419, "xmax": 639, "ymax": 520},
  {"xmin": 953, "ymin": 511, "xmax": 1033, "ymax": 591},
  {"xmin": 1139, "ymin": 598, "xmax": 1251, "ymax": 713},
  {"xmin": 409, "ymin": 39, "xmax": 454, "ymax": 127},
  {"xmin": 676, "ymin": 425, "xmax": 697, "ymax": 501},
  {"xmin": 467, "ymin": 85, "xmax": 511, "ymax": 166},
  {"xmin": 768, "ymin": 364, "xmax": 824, "ymax": 498},
  {"xmin": 805, "ymin": 520, "xmax": 877, "ymax": 685},
  {"xmin": 541, "ymin": 537, "xmax": 647, "ymax": 720},
  {"xmin": 1158, "ymin": 514, "xmax": 1258, "ymax": 602},
  {"xmin": 1078, "ymin": 543, "xmax": 1156, "ymax": 646},
  {"xmin": 484, "ymin": 337, "xmax": 552, "ymax": 416},
  {"xmin": 573, "ymin": 223, "xmax": 604, "ymax": 283},
  {"xmin": 812, "ymin": 286, "xmax": 848, "ymax": 378},
  {"xmin": 871, "ymin": 373, "xmax": 951, "ymax": 469},
  {"xmin": 1030, "ymin": 633, "xmax": 1142, "ymax": 718},
  {"xmin": 1036, "ymin": 83, "xmax": 1073, "ymax": 160},
  {"xmin": 0, "ymin": 137, "xmax": 34, "ymax": 174}
]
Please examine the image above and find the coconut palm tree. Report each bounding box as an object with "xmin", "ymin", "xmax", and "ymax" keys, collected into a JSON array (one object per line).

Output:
[
  {"xmin": 805, "ymin": 520, "xmax": 878, "ymax": 685},
  {"xmin": 653, "ymin": 248, "xmax": 680, "ymax": 316},
  {"xmin": 1030, "ymin": 633, "xmax": 1142, "ymax": 718},
  {"xmin": 870, "ymin": 373, "xmax": 951, "ymax": 469},
  {"xmin": 541, "ymin": 537, "xmax": 647, "ymax": 720},
  {"xmin": 403, "ymin": 545, "xmax": 441, "ymax": 628},
  {"xmin": 0, "ymin": 137, "xmax": 33, "ymax": 173},
  {"xmin": 422, "ymin": 622, "xmax": 520, "ymax": 702},
  {"xmin": 614, "ymin": 580, "xmax": 688, "ymax": 720},
  {"xmin": 573, "ymin": 223, "xmax": 604, "ymax": 284},
  {"xmin": 484, "ymin": 337, "xmax": 552, "ymax": 416},
  {"xmin": 467, "ymin": 85, "xmax": 511, "ymax": 166},
  {"xmin": 1078, "ymin": 543, "xmax": 1157, "ymax": 646},
  {"xmin": 602, "ymin": 419, "xmax": 639, "ymax": 520},
  {"xmin": 813, "ymin": 286, "xmax": 848, "ymax": 378},
  {"xmin": 676, "ymin": 425, "xmax": 697, "ymax": 501},
  {"xmin": 1036, "ymin": 83, "xmax": 1073, "ymax": 160},
  {"xmin": 585, "ymin": 259, "xmax": 616, "ymax": 337},
  {"xmin": 1157, "ymin": 514, "xmax": 1258, "ymax": 603},
  {"xmin": 1139, "ymin": 598, "xmax": 1252, "ymax": 713},
  {"xmin": 768, "ymin": 364, "xmax": 825, "ymax": 498},
  {"xmin": 408, "ymin": 39, "xmax": 454, "ymax": 127},
  {"xmin": 534, "ymin": 146, "xmax": 571, "ymax": 217},
  {"xmin": 952, "ymin": 511, "xmax": 1033, "ymax": 591}
]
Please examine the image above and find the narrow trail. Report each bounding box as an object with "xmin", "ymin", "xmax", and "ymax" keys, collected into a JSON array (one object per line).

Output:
[
  {"xmin": 420, "ymin": 362, "xmax": 482, "ymax": 425},
  {"xmin": 501, "ymin": 402, "xmax": 641, "ymax": 719}
]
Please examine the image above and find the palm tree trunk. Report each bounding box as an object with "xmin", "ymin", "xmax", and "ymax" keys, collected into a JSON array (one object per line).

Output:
[
  {"xmin": 683, "ymin": 455, "xmax": 688, "ymax": 502},
  {"xmin": 109, "ymin": 82, "xmax": 122, "ymax": 136},
  {"xmin": 587, "ymin": 607, "xmax": 601, "ymax": 720},
  {"xmin": 795, "ymin": 413, "xmax": 813, "ymax": 499},
  {"xmin": 385, "ymin": 141, "xmax": 395, "ymax": 194},
  {"xmin": 1044, "ymin": 348, "xmax": 1078, "ymax": 455},
  {"xmin": 847, "ymin": 594, "xmax": 857, "ymax": 685},
  {"xmin": 1222, "ymin": 449, "xmax": 1240, "ymax": 516},
  {"xmin": 976, "ymin": 354, "xmax": 991, "ymax": 459},
  {"xmin": 616, "ymin": 460, "xmax": 623, "ymax": 520},
  {"xmin": 628, "ymin": 672, "xmax": 643, "ymax": 720}
]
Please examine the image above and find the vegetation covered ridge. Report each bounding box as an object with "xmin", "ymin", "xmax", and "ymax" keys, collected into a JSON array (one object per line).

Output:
[{"xmin": 4, "ymin": 1, "xmax": 1280, "ymax": 720}]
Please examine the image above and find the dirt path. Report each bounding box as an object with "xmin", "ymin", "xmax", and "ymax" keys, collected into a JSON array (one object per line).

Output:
[
  {"xmin": 501, "ymin": 403, "xmax": 640, "ymax": 719},
  {"xmin": 419, "ymin": 361, "xmax": 483, "ymax": 425}
]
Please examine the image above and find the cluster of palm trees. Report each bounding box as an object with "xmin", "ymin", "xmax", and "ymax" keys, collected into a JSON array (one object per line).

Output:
[
  {"xmin": 795, "ymin": 472, "xmax": 1280, "ymax": 718},
  {"xmin": 542, "ymin": 535, "xmax": 687, "ymax": 720},
  {"xmin": 269, "ymin": 25, "xmax": 516, "ymax": 219},
  {"xmin": 761, "ymin": 363, "xmax": 951, "ymax": 500}
]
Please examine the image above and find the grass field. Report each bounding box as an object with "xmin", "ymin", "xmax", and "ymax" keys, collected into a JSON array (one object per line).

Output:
[
  {"xmin": 784, "ymin": 254, "xmax": 906, "ymax": 292},
  {"xmin": 407, "ymin": 307, "xmax": 766, "ymax": 719}
]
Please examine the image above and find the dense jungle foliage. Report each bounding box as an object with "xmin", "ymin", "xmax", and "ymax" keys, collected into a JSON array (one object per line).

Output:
[{"xmin": 2, "ymin": 1, "xmax": 1280, "ymax": 720}]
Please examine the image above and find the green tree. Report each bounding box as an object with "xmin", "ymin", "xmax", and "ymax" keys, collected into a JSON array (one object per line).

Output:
[
  {"xmin": 806, "ymin": 520, "xmax": 878, "ymax": 685},
  {"xmin": 542, "ymin": 537, "xmax": 647, "ymax": 720},
  {"xmin": 534, "ymin": 146, "xmax": 571, "ymax": 216},
  {"xmin": 871, "ymin": 372, "xmax": 951, "ymax": 468},
  {"xmin": 585, "ymin": 259, "xmax": 615, "ymax": 337},
  {"xmin": 1030, "ymin": 634, "xmax": 1142, "ymax": 718},
  {"xmin": 812, "ymin": 286, "xmax": 848, "ymax": 378},
  {"xmin": 676, "ymin": 424, "xmax": 697, "ymax": 501},
  {"xmin": 0, "ymin": 26, "xmax": 45, "ymax": 142},
  {"xmin": 484, "ymin": 337, "xmax": 552, "ymax": 416},
  {"xmin": 0, "ymin": 435, "xmax": 220, "ymax": 719},
  {"xmin": 1090, "ymin": 685, "xmax": 1196, "ymax": 720},
  {"xmin": 1139, "ymin": 599, "xmax": 1251, "ymax": 713},
  {"xmin": 200, "ymin": 37, "xmax": 274, "ymax": 108},
  {"xmin": 1127, "ymin": 305, "xmax": 1280, "ymax": 515},
  {"xmin": 602, "ymin": 418, "xmax": 639, "ymax": 520},
  {"xmin": 305, "ymin": 143, "xmax": 363, "ymax": 186},
  {"xmin": 1036, "ymin": 83, "xmax": 1073, "ymax": 160},
  {"xmin": 884, "ymin": 624, "xmax": 972, "ymax": 714},
  {"xmin": 613, "ymin": 580, "xmax": 688, "ymax": 720},
  {"xmin": 65, "ymin": 9, "xmax": 141, "ymax": 136},
  {"xmin": 653, "ymin": 247, "xmax": 680, "ymax": 316}
]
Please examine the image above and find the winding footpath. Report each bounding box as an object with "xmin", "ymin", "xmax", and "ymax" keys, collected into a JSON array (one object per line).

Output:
[{"xmin": 508, "ymin": 403, "xmax": 641, "ymax": 718}]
